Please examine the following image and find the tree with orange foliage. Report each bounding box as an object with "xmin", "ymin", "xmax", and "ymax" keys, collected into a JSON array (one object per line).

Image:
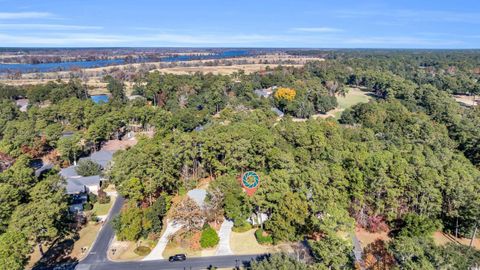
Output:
[
  {"xmin": 363, "ymin": 239, "xmax": 396, "ymax": 270},
  {"xmin": 274, "ymin": 87, "xmax": 296, "ymax": 102}
]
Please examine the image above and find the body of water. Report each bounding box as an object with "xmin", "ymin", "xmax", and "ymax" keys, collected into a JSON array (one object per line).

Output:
[
  {"xmin": 0, "ymin": 50, "xmax": 251, "ymax": 74},
  {"xmin": 90, "ymin": 95, "xmax": 109, "ymax": 104},
  {"xmin": 0, "ymin": 59, "xmax": 125, "ymax": 73}
]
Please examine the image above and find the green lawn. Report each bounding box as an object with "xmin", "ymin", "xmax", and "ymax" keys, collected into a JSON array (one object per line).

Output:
[
  {"xmin": 92, "ymin": 198, "xmax": 113, "ymax": 216},
  {"xmin": 333, "ymin": 88, "xmax": 373, "ymax": 118}
]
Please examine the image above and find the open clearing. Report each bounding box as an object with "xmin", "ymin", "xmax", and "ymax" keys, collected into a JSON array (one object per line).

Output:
[
  {"xmin": 295, "ymin": 87, "xmax": 373, "ymax": 121},
  {"xmin": 433, "ymin": 231, "xmax": 480, "ymax": 250},
  {"xmin": 454, "ymin": 95, "xmax": 479, "ymax": 107},
  {"xmin": 333, "ymin": 87, "xmax": 373, "ymax": 118}
]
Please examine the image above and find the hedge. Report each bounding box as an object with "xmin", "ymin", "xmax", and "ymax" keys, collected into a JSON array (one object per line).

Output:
[
  {"xmin": 200, "ymin": 225, "xmax": 220, "ymax": 248},
  {"xmin": 255, "ymin": 228, "xmax": 273, "ymax": 245}
]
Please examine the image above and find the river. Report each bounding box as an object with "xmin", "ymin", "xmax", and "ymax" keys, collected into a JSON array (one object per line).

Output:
[{"xmin": 0, "ymin": 50, "xmax": 251, "ymax": 73}]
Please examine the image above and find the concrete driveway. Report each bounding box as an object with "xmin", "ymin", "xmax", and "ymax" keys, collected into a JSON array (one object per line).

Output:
[{"xmin": 143, "ymin": 221, "xmax": 184, "ymax": 261}]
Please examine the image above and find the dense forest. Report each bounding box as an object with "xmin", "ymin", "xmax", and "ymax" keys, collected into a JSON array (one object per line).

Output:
[{"xmin": 0, "ymin": 50, "xmax": 480, "ymax": 269}]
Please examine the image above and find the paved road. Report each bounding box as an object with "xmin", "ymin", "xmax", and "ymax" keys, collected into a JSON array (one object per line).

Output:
[
  {"xmin": 77, "ymin": 254, "xmax": 265, "ymax": 270},
  {"xmin": 81, "ymin": 195, "xmax": 125, "ymax": 264}
]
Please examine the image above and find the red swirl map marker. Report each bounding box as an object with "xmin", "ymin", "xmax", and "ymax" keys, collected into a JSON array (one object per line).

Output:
[{"xmin": 241, "ymin": 171, "xmax": 260, "ymax": 196}]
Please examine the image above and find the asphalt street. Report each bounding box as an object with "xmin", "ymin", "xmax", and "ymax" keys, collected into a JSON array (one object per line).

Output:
[
  {"xmin": 77, "ymin": 254, "xmax": 265, "ymax": 270},
  {"xmin": 81, "ymin": 195, "xmax": 125, "ymax": 264}
]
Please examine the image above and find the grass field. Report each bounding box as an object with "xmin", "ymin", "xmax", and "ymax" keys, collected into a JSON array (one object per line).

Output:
[
  {"xmin": 92, "ymin": 198, "xmax": 113, "ymax": 216},
  {"xmin": 333, "ymin": 87, "xmax": 373, "ymax": 118}
]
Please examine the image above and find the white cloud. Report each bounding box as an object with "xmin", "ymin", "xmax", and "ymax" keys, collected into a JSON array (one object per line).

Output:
[
  {"xmin": 0, "ymin": 12, "xmax": 53, "ymax": 19},
  {"xmin": 0, "ymin": 24, "xmax": 102, "ymax": 30},
  {"xmin": 334, "ymin": 9, "xmax": 480, "ymax": 24},
  {"xmin": 0, "ymin": 32, "xmax": 289, "ymax": 46},
  {"xmin": 0, "ymin": 31, "xmax": 471, "ymax": 48},
  {"xmin": 291, "ymin": 27, "xmax": 342, "ymax": 33},
  {"xmin": 344, "ymin": 36, "xmax": 463, "ymax": 46}
]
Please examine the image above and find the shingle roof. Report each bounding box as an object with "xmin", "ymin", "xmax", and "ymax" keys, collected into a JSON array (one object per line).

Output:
[
  {"xmin": 271, "ymin": 107, "xmax": 284, "ymax": 117},
  {"xmin": 79, "ymin": 150, "xmax": 114, "ymax": 168},
  {"xmin": 61, "ymin": 149, "xmax": 115, "ymax": 194},
  {"xmin": 65, "ymin": 175, "xmax": 101, "ymax": 194},
  {"xmin": 35, "ymin": 163, "xmax": 53, "ymax": 178}
]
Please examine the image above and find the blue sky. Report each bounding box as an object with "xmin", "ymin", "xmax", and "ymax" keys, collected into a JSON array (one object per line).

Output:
[{"xmin": 0, "ymin": 0, "xmax": 479, "ymax": 48}]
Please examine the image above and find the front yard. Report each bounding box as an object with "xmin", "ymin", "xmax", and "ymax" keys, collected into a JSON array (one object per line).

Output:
[{"xmin": 92, "ymin": 198, "xmax": 113, "ymax": 216}]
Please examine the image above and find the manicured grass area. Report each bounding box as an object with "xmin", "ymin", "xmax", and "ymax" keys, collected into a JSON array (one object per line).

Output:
[
  {"xmin": 162, "ymin": 241, "xmax": 202, "ymax": 258},
  {"xmin": 92, "ymin": 197, "xmax": 113, "ymax": 216},
  {"xmin": 230, "ymin": 229, "xmax": 272, "ymax": 255},
  {"xmin": 333, "ymin": 87, "xmax": 373, "ymax": 118}
]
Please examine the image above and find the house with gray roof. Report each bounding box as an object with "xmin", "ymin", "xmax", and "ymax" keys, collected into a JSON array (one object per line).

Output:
[
  {"xmin": 78, "ymin": 150, "xmax": 114, "ymax": 169},
  {"xmin": 271, "ymin": 107, "xmax": 284, "ymax": 117},
  {"xmin": 61, "ymin": 150, "xmax": 114, "ymax": 196},
  {"xmin": 253, "ymin": 86, "xmax": 277, "ymax": 98}
]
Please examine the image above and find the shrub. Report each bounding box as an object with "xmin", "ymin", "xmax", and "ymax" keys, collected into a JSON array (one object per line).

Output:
[
  {"xmin": 232, "ymin": 222, "xmax": 252, "ymax": 233},
  {"xmin": 255, "ymin": 228, "xmax": 273, "ymax": 245},
  {"xmin": 75, "ymin": 159, "xmax": 102, "ymax": 176},
  {"xmin": 83, "ymin": 202, "xmax": 93, "ymax": 211},
  {"xmin": 133, "ymin": 246, "xmax": 151, "ymax": 256},
  {"xmin": 88, "ymin": 193, "xmax": 98, "ymax": 204},
  {"xmin": 89, "ymin": 213, "xmax": 98, "ymax": 222},
  {"xmin": 178, "ymin": 186, "xmax": 187, "ymax": 196},
  {"xmin": 200, "ymin": 225, "xmax": 220, "ymax": 248}
]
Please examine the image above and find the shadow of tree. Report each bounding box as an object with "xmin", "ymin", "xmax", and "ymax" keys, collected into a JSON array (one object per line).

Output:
[{"xmin": 32, "ymin": 237, "xmax": 79, "ymax": 270}]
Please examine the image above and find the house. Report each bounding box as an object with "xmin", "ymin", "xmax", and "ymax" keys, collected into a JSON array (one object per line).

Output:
[
  {"xmin": 271, "ymin": 107, "xmax": 284, "ymax": 117},
  {"xmin": 35, "ymin": 163, "xmax": 53, "ymax": 178},
  {"xmin": 253, "ymin": 86, "xmax": 277, "ymax": 98},
  {"xmin": 61, "ymin": 150, "xmax": 114, "ymax": 196},
  {"xmin": 79, "ymin": 150, "xmax": 114, "ymax": 169},
  {"xmin": 247, "ymin": 213, "xmax": 269, "ymax": 226},
  {"xmin": 254, "ymin": 88, "xmax": 273, "ymax": 98},
  {"xmin": 15, "ymin": 98, "xmax": 29, "ymax": 112},
  {"xmin": 127, "ymin": 95, "xmax": 145, "ymax": 101},
  {"xmin": 60, "ymin": 165, "xmax": 103, "ymax": 195}
]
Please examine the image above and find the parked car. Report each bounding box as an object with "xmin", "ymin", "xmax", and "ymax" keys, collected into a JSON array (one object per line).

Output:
[{"xmin": 169, "ymin": 254, "xmax": 187, "ymax": 262}]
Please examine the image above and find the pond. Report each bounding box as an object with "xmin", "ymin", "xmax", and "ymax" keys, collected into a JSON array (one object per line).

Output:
[{"xmin": 90, "ymin": 95, "xmax": 109, "ymax": 104}]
